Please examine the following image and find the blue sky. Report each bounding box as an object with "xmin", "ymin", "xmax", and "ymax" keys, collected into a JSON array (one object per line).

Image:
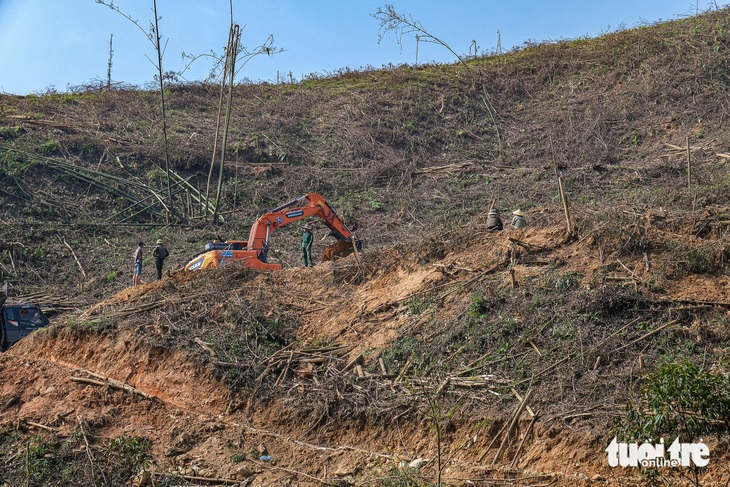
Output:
[{"xmin": 0, "ymin": 1, "xmax": 725, "ymax": 94}]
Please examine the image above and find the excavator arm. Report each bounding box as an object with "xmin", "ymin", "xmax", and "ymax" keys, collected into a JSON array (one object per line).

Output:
[
  {"xmin": 185, "ymin": 193, "xmax": 360, "ymax": 271},
  {"xmin": 247, "ymin": 193, "xmax": 357, "ymax": 260}
]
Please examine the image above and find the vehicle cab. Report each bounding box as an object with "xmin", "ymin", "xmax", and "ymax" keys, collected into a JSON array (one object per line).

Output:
[{"xmin": 0, "ymin": 293, "xmax": 50, "ymax": 351}]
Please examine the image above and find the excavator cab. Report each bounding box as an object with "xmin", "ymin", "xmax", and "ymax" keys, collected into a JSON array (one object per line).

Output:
[{"xmin": 185, "ymin": 240, "xmax": 248, "ymax": 271}]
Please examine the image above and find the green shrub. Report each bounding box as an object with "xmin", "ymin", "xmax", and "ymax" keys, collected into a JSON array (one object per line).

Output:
[
  {"xmin": 406, "ymin": 295, "xmax": 436, "ymax": 315},
  {"xmin": 230, "ymin": 453, "xmax": 246, "ymax": 463},
  {"xmin": 668, "ymin": 243, "xmax": 719, "ymax": 276},
  {"xmin": 99, "ymin": 435, "xmax": 153, "ymax": 485},
  {"xmin": 104, "ymin": 270, "xmax": 118, "ymax": 283},
  {"xmin": 547, "ymin": 270, "xmax": 582, "ymax": 292},
  {"xmin": 615, "ymin": 361, "xmax": 730, "ymax": 485},
  {"xmin": 37, "ymin": 139, "xmax": 61, "ymax": 156},
  {"xmin": 619, "ymin": 362, "xmax": 730, "ymax": 441},
  {"xmin": 0, "ymin": 125, "xmax": 26, "ymax": 140},
  {"xmin": 468, "ymin": 294, "xmax": 490, "ymax": 318}
]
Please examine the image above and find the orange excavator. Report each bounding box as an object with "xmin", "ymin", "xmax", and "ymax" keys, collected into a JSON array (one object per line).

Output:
[{"xmin": 185, "ymin": 193, "xmax": 361, "ymax": 271}]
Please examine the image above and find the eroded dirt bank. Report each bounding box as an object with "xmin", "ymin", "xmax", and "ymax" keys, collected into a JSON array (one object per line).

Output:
[{"xmin": 2, "ymin": 221, "xmax": 730, "ymax": 485}]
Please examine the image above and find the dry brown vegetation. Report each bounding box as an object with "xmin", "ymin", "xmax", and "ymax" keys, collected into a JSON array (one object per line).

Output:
[{"xmin": 1, "ymin": 7, "xmax": 730, "ymax": 487}]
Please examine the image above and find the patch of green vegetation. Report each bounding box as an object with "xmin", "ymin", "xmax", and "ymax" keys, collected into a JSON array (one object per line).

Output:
[
  {"xmin": 468, "ymin": 294, "xmax": 491, "ymax": 318},
  {"xmin": 67, "ymin": 140, "xmax": 103, "ymax": 161},
  {"xmin": 550, "ymin": 320, "xmax": 576, "ymax": 340},
  {"xmin": 618, "ymin": 132, "xmax": 641, "ymax": 147},
  {"xmin": 620, "ymin": 361, "xmax": 730, "ymax": 439},
  {"xmin": 336, "ymin": 189, "xmax": 385, "ymax": 213},
  {"xmin": 500, "ymin": 316, "xmax": 522, "ymax": 337},
  {"xmin": 405, "ymin": 295, "xmax": 436, "ymax": 315},
  {"xmin": 25, "ymin": 434, "xmax": 61, "ymax": 484},
  {"xmin": 99, "ymin": 435, "xmax": 154, "ymax": 485},
  {"xmin": 403, "ymin": 120, "xmax": 417, "ymax": 133},
  {"xmin": 46, "ymin": 93, "xmax": 84, "ymax": 105},
  {"xmin": 615, "ymin": 361, "xmax": 730, "ymax": 485},
  {"xmin": 37, "ymin": 138, "xmax": 61, "ymax": 156},
  {"xmin": 205, "ymin": 306, "xmax": 298, "ymax": 389},
  {"xmin": 85, "ymin": 317, "xmax": 115, "ymax": 333},
  {"xmin": 25, "ymin": 246, "xmax": 47, "ymax": 262},
  {"xmin": 0, "ymin": 152, "xmax": 34, "ymax": 177},
  {"xmin": 0, "ymin": 427, "xmax": 20, "ymax": 458},
  {"xmin": 667, "ymin": 242, "xmax": 720, "ymax": 276},
  {"xmin": 0, "ymin": 125, "xmax": 27, "ymax": 140},
  {"xmin": 230, "ymin": 452, "xmax": 247, "ymax": 463},
  {"xmin": 381, "ymin": 336, "xmax": 423, "ymax": 371},
  {"xmin": 546, "ymin": 270, "xmax": 583, "ymax": 292},
  {"xmin": 374, "ymin": 465, "xmax": 434, "ymax": 486},
  {"xmin": 146, "ymin": 167, "xmax": 166, "ymax": 185},
  {"xmin": 309, "ymin": 334, "xmax": 334, "ymax": 348},
  {"xmin": 104, "ymin": 270, "xmax": 118, "ymax": 283}
]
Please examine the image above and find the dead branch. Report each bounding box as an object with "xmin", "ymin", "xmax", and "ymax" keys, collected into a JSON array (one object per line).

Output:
[
  {"xmin": 509, "ymin": 413, "xmax": 538, "ymax": 468},
  {"xmin": 507, "ymin": 237, "xmax": 544, "ymax": 252},
  {"xmin": 61, "ymin": 238, "xmax": 87, "ymax": 280},
  {"xmin": 510, "ymin": 386, "xmax": 536, "ymax": 418},
  {"xmin": 412, "ymin": 161, "xmax": 477, "ymax": 177},
  {"xmin": 195, "ymin": 337, "xmax": 217, "ymax": 357},
  {"xmin": 492, "ymin": 389, "xmax": 533, "ymax": 464},
  {"xmin": 659, "ymin": 298, "xmax": 730, "ymax": 308},
  {"xmin": 517, "ymin": 355, "xmax": 574, "ymax": 386},
  {"xmin": 610, "ymin": 320, "xmax": 678, "ymax": 355},
  {"xmin": 71, "ymin": 369, "xmax": 157, "ymax": 401},
  {"xmin": 25, "ymin": 420, "xmax": 58, "ymax": 433}
]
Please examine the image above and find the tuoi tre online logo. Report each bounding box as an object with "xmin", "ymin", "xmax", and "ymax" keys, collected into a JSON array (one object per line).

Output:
[{"xmin": 606, "ymin": 437, "xmax": 710, "ymax": 468}]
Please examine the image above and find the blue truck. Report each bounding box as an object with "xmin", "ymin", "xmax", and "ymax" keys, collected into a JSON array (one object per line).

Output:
[{"xmin": 0, "ymin": 284, "xmax": 49, "ymax": 351}]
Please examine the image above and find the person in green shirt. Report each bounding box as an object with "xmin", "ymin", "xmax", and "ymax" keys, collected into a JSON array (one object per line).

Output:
[
  {"xmin": 301, "ymin": 224, "xmax": 314, "ymax": 267},
  {"xmin": 511, "ymin": 209, "xmax": 527, "ymax": 229}
]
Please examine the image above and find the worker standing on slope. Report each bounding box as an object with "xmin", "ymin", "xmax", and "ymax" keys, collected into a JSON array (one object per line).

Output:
[
  {"xmin": 152, "ymin": 239, "xmax": 169, "ymax": 280},
  {"xmin": 511, "ymin": 209, "xmax": 527, "ymax": 229},
  {"xmin": 301, "ymin": 224, "xmax": 314, "ymax": 267},
  {"xmin": 132, "ymin": 241, "xmax": 145, "ymax": 286},
  {"xmin": 486, "ymin": 209, "xmax": 503, "ymax": 231}
]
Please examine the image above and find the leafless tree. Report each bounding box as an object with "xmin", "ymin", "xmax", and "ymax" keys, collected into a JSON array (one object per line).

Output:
[{"xmin": 373, "ymin": 5, "xmax": 468, "ymax": 68}]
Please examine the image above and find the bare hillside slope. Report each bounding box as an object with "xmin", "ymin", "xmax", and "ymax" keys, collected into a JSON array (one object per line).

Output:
[{"xmin": 1, "ymin": 7, "xmax": 730, "ymax": 487}]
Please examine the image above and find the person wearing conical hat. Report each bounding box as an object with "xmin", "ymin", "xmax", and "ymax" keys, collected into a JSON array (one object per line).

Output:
[
  {"xmin": 152, "ymin": 238, "xmax": 169, "ymax": 280},
  {"xmin": 511, "ymin": 209, "xmax": 527, "ymax": 229},
  {"xmin": 301, "ymin": 224, "xmax": 314, "ymax": 267},
  {"xmin": 486, "ymin": 208, "xmax": 503, "ymax": 231}
]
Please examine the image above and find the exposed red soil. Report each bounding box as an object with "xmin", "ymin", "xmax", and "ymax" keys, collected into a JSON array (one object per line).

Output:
[{"xmin": 1, "ymin": 219, "xmax": 729, "ymax": 486}]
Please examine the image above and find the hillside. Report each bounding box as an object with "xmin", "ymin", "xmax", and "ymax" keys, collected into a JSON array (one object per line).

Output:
[{"xmin": 1, "ymin": 7, "xmax": 730, "ymax": 487}]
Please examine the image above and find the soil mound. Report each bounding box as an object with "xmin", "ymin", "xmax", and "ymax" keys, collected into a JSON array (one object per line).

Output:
[{"xmin": 321, "ymin": 239, "xmax": 354, "ymax": 261}]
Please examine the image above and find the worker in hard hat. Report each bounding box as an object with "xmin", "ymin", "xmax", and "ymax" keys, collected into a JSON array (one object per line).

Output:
[
  {"xmin": 152, "ymin": 239, "xmax": 169, "ymax": 280},
  {"xmin": 511, "ymin": 209, "xmax": 527, "ymax": 229},
  {"xmin": 486, "ymin": 208, "xmax": 503, "ymax": 231}
]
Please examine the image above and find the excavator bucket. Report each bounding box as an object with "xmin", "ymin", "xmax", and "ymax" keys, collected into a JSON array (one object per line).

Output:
[{"xmin": 321, "ymin": 239, "xmax": 355, "ymax": 262}]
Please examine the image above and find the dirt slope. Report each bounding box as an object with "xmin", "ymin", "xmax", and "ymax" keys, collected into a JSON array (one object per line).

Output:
[
  {"xmin": 2, "ymin": 213, "xmax": 729, "ymax": 486},
  {"xmin": 2, "ymin": 8, "xmax": 730, "ymax": 486}
]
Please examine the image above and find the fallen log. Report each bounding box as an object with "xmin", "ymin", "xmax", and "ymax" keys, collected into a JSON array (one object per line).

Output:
[{"xmin": 71, "ymin": 369, "xmax": 157, "ymax": 401}]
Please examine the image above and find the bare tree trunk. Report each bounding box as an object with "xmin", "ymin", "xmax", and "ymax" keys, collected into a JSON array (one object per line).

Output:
[
  {"xmin": 212, "ymin": 25, "xmax": 240, "ymax": 223},
  {"xmin": 206, "ymin": 25, "xmax": 236, "ymax": 215},
  {"xmin": 106, "ymin": 34, "xmax": 113, "ymax": 90},
  {"xmin": 153, "ymin": 0, "xmax": 173, "ymax": 222}
]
